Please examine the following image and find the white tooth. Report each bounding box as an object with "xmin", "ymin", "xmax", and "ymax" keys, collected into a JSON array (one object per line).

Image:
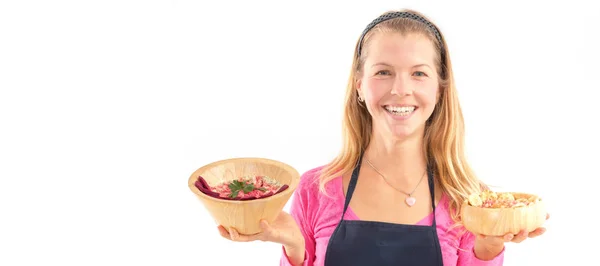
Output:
[
  {"xmin": 384, "ymin": 106, "xmax": 416, "ymax": 115},
  {"xmin": 386, "ymin": 106, "xmax": 414, "ymax": 113}
]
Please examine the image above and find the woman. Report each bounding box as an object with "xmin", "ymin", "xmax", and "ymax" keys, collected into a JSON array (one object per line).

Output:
[{"xmin": 217, "ymin": 9, "xmax": 548, "ymax": 266}]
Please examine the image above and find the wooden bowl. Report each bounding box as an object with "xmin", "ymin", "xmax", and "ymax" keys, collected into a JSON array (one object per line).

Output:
[
  {"xmin": 460, "ymin": 192, "xmax": 547, "ymax": 236},
  {"xmin": 188, "ymin": 157, "xmax": 300, "ymax": 235}
]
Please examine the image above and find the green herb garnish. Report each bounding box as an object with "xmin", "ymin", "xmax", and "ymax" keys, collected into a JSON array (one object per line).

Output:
[{"xmin": 228, "ymin": 180, "xmax": 267, "ymax": 198}]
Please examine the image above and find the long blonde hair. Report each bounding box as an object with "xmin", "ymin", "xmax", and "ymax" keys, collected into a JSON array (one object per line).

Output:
[{"xmin": 318, "ymin": 9, "xmax": 486, "ymax": 225}]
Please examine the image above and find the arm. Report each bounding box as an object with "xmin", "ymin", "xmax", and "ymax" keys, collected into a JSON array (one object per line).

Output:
[
  {"xmin": 280, "ymin": 188, "xmax": 316, "ymax": 266},
  {"xmin": 456, "ymin": 230, "xmax": 505, "ymax": 266}
]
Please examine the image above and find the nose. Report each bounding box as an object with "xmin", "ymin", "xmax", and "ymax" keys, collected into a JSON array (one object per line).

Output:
[{"xmin": 391, "ymin": 75, "xmax": 413, "ymax": 96}]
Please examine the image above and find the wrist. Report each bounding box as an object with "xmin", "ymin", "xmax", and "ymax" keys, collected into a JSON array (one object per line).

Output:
[
  {"xmin": 474, "ymin": 240, "xmax": 504, "ymax": 261},
  {"xmin": 284, "ymin": 240, "xmax": 305, "ymax": 266},
  {"xmin": 284, "ymin": 236, "xmax": 305, "ymax": 251}
]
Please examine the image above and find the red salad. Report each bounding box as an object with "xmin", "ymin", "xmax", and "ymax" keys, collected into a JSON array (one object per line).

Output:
[{"xmin": 195, "ymin": 175, "xmax": 288, "ymax": 201}]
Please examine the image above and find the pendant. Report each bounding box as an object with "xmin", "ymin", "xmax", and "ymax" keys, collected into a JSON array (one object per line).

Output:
[{"xmin": 405, "ymin": 196, "xmax": 416, "ymax": 207}]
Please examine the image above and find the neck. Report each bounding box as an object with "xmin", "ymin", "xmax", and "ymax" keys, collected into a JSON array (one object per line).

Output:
[{"xmin": 364, "ymin": 130, "xmax": 427, "ymax": 184}]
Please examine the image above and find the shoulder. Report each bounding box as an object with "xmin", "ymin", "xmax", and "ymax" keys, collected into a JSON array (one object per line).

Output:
[
  {"xmin": 295, "ymin": 165, "xmax": 327, "ymax": 194},
  {"xmin": 293, "ymin": 164, "xmax": 342, "ymax": 201}
]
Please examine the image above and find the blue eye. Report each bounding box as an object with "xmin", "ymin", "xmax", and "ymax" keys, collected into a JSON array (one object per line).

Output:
[
  {"xmin": 413, "ymin": 71, "xmax": 427, "ymax": 77},
  {"xmin": 376, "ymin": 70, "xmax": 391, "ymax": 75}
]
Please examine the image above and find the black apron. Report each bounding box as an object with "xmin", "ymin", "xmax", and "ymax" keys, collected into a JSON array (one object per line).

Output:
[{"xmin": 323, "ymin": 155, "xmax": 444, "ymax": 266}]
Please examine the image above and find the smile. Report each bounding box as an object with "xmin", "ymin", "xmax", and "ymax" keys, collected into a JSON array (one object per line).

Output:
[{"xmin": 383, "ymin": 105, "xmax": 417, "ymax": 117}]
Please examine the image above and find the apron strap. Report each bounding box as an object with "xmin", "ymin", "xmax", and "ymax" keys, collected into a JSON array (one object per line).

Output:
[
  {"xmin": 341, "ymin": 153, "xmax": 363, "ymax": 217},
  {"xmin": 427, "ymin": 163, "xmax": 437, "ymax": 227}
]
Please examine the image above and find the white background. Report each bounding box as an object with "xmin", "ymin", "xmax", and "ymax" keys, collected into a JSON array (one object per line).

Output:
[{"xmin": 1, "ymin": 0, "xmax": 598, "ymax": 265}]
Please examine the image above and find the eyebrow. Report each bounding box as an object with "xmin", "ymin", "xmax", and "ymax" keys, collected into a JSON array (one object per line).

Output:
[{"xmin": 371, "ymin": 62, "xmax": 433, "ymax": 69}]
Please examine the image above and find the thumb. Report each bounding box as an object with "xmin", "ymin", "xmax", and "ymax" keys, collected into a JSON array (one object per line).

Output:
[
  {"xmin": 256, "ymin": 220, "xmax": 273, "ymax": 242},
  {"xmin": 259, "ymin": 219, "xmax": 271, "ymax": 230}
]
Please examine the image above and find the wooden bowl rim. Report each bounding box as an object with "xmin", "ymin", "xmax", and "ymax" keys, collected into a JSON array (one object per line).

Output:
[
  {"xmin": 461, "ymin": 192, "xmax": 544, "ymax": 212},
  {"xmin": 187, "ymin": 157, "xmax": 300, "ymax": 204}
]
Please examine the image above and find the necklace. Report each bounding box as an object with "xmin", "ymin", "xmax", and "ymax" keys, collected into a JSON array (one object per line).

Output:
[{"xmin": 365, "ymin": 158, "xmax": 426, "ymax": 207}]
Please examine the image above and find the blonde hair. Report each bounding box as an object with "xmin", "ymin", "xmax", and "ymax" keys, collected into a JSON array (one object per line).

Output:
[{"xmin": 318, "ymin": 9, "xmax": 486, "ymax": 225}]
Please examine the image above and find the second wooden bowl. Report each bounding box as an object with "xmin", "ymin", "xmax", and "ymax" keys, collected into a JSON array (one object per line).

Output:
[{"xmin": 460, "ymin": 192, "xmax": 547, "ymax": 236}]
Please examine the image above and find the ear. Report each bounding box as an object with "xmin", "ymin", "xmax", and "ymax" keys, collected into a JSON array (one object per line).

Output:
[{"xmin": 356, "ymin": 78, "xmax": 363, "ymax": 98}]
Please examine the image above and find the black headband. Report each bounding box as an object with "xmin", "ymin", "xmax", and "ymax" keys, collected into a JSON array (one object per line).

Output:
[{"xmin": 357, "ymin": 11, "xmax": 445, "ymax": 58}]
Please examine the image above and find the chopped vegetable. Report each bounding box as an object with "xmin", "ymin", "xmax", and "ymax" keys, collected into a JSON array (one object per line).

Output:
[
  {"xmin": 468, "ymin": 190, "xmax": 540, "ymax": 208},
  {"xmin": 195, "ymin": 175, "xmax": 288, "ymax": 201}
]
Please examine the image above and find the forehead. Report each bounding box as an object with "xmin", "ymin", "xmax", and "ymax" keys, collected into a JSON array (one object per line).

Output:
[{"xmin": 363, "ymin": 32, "xmax": 437, "ymax": 67}]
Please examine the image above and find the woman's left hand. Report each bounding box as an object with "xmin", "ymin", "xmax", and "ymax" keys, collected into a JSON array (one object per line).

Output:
[{"xmin": 474, "ymin": 213, "xmax": 550, "ymax": 260}]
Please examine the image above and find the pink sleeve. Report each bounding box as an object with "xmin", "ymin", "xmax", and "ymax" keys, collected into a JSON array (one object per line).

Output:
[
  {"xmin": 456, "ymin": 231, "xmax": 504, "ymax": 266},
  {"xmin": 279, "ymin": 183, "xmax": 316, "ymax": 266}
]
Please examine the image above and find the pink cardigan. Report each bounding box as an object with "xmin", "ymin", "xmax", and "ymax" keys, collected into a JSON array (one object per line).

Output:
[{"xmin": 280, "ymin": 166, "xmax": 504, "ymax": 266}]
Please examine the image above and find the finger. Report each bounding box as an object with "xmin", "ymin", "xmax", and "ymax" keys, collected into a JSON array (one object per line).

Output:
[
  {"xmin": 257, "ymin": 219, "xmax": 274, "ymax": 241},
  {"xmin": 217, "ymin": 225, "xmax": 231, "ymax": 240},
  {"xmin": 511, "ymin": 230, "xmax": 528, "ymax": 243},
  {"xmin": 478, "ymin": 234, "xmax": 506, "ymax": 246},
  {"xmin": 228, "ymin": 227, "xmax": 263, "ymax": 242},
  {"xmin": 260, "ymin": 219, "xmax": 270, "ymax": 230},
  {"xmin": 528, "ymin": 227, "xmax": 546, "ymax": 238},
  {"xmin": 502, "ymin": 233, "xmax": 515, "ymax": 242}
]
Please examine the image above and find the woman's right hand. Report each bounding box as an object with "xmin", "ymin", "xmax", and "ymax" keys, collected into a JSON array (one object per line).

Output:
[{"xmin": 217, "ymin": 211, "xmax": 305, "ymax": 249}]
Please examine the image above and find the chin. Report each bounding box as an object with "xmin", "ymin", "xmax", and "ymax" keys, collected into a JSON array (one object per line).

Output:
[{"xmin": 388, "ymin": 126, "xmax": 417, "ymax": 140}]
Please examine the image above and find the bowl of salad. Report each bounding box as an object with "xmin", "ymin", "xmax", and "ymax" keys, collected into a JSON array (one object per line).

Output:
[
  {"xmin": 460, "ymin": 190, "xmax": 547, "ymax": 236},
  {"xmin": 188, "ymin": 157, "xmax": 300, "ymax": 235}
]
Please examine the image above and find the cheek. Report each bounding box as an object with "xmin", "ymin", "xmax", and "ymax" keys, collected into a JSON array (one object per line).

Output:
[
  {"xmin": 416, "ymin": 86, "xmax": 439, "ymax": 109},
  {"xmin": 362, "ymin": 79, "xmax": 389, "ymax": 104}
]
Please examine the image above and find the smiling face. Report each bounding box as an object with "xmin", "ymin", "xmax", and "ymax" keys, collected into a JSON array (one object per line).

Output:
[{"xmin": 357, "ymin": 32, "xmax": 440, "ymax": 141}]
